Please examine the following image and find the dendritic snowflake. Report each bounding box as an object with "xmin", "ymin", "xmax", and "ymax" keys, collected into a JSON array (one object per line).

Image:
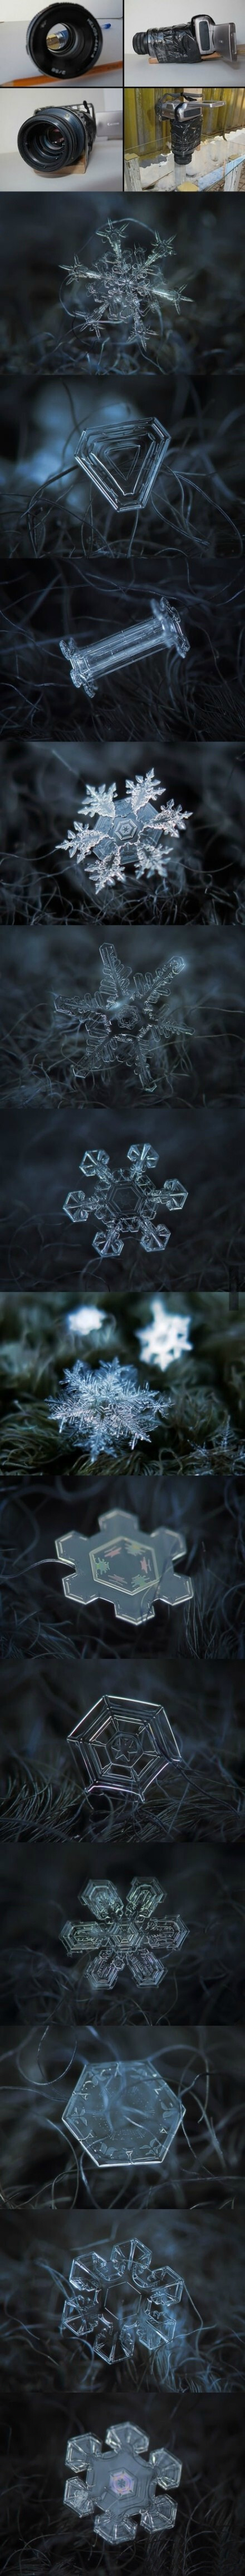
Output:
[
  {"xmin": 54, "ymin": 942, "xmax": 187, "ymax": 1093},
  {"xmin": 61, "ymin": 1874, "xmax": 187, "ymax": 1989},
  {"xmin": 47, "ymin": 1359, "xmax": 169, "ymax": 1459},
  {"xmin": 61, "ymin": 217, "xmax": 184, "ymax": 356},
  {"xmin": 63, "ymin": 1143, "xmax": 188, "ymax": 1256},
  {"xmin": 62, "ymin": 2239, "xmax": 185, "ymax": 2375},
  {"xmin": 59, "ymin": 773, "xmax": 192, "ymax": 897}
]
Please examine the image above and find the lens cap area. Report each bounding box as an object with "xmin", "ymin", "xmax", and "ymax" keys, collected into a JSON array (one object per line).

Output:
[
  {"xmin": 27, "ymin": 5, "xmax": 102, "ymax": 74},
  {"xmin": 17, "ymin": 102, "xmax": 95, "ymax": 166}
]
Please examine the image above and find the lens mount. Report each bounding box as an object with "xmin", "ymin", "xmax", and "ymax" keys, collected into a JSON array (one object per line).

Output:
[
  {"xmin": 18, "ymin": 100, "xmax": 96, "ymax": 167},
  {"xmin": 27, "ymin": 5, "xmax": 102, "ymax": 75}
]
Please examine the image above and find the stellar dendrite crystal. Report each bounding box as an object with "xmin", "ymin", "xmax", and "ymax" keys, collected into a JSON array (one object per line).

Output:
[
  {"xmin": 54, "ymin": 943, "xmax": 187, "ymax": 1092},
  {"xmin": 75, "ymin": 419, "xmax": 170, "ymax": 512},
  {"xmin": 60, "ymin": 598, "xmax": 189, "ymax": 695},
  {"xmin": 56, "ymin": 1504, "xmax": 193, "ymax": 1625},
  {"xmin": 58, "ymin": 774, "xmax": 192, "ymax": 896},
  {"xmin": 63, "ymin": 1142, "xmax": 188, "ymax": 1256},
  {"xmin": 64, "ymin": 2420, "xmax": 182, "ymax": 2543},
  {"xmin": 61, "ymin": 1874, "xmax": 187, "ymax": 1988},
  {"xmin": 63, "ymin": 2238, "xmax": 184, "ymax": 2371},
  {"xmin": 48, "ymin": 1358, "xmax": 169, "ymax": 1458},
  {"xmin": 68, "ymin": 1692, "xmax": 180, "ymax": 1796},
  {"xmin": 62, "ymin": 217, "xmax": 183, "ymax": 352},
  {"xmin": 62, "ymin": 2060, "xmax": 184, "ymax": 2167}
]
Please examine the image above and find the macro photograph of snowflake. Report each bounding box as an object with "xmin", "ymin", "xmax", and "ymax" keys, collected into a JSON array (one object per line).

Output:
[
  {"xmin": 0, "ymin": 1290, "xmax": 245, "ymax": 1480},
  {"xmin": 1, "ymin": 91, "xmax": 245, "ymax": 2576}
]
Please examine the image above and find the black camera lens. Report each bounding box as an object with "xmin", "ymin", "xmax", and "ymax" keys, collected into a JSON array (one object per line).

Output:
[
  {"xmin": 18, "ymin": 101, "xmax": 96, "ymax": 168},
  {"xmin": 27, "ymin": 4, "xmax": 102, "ymax": 75}
]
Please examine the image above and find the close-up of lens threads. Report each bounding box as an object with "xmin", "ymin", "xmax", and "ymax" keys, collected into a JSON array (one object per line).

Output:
[{"xmin": 0, "ymin": 9, "xmax": 244, "ymax": 2576}]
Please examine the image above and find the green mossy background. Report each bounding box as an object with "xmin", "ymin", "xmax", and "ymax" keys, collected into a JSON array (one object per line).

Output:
[{"xmin": 0, "ymin": 1290, "xmax": 244, "ymax": 1480}]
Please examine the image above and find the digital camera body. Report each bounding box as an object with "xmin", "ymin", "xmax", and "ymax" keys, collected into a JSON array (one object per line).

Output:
[{"xmin": 0, "ymin": 83, "xmax": 122, "ymax": 183}]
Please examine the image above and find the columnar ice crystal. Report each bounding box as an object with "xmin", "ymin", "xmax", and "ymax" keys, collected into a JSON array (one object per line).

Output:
[
  {"xmin": 60, "ymin": 597, "xmax": 189, "ymax": 695},
  {"xmin": 54, "ymin": 943, "xmax": 187, "ymax": 1091},
  {"xmin": 63, "ymin": 1142, "xmax": 188, "ymax": 1256},
  {"xmin": 61, "ymin": 1874, "xmax": 187, "ymax": 1987},
  {"xmin": 48, "ymin": 1358, "xmax": 169, "ymax": 1459},
  {"xmin": 62, "ymin": 217, "xmax": 184, "ymax": 352},
  {"xmin": 63, "ymin": 2238, "xmax": 184, "ymax": 2372},
  {"xmin": 59, "ymin": 774, "xmax": 191, "ymax": 895},
  {"xmin": 62, "ymin": 2058, "xmax": 184, "ymax": 2166},
  {"xmin": 64, "ymin": 2420, "xmax": 182, "ymax": 2544}
]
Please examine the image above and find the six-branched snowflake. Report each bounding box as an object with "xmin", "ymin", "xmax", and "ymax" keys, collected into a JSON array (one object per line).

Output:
[
  {"xmin": 59, "ymin": 773, "xmax": 192, "ymax": 897},
  {"xmin": 63, "ymin": 1144, "xmax": 188, "ymax": 1256},
  {"xmin": 54, "ymin": 942, "xmax": 187, "ymax": 1092},
  {"xmin": 61, "ymin": 217, "xmax": 184, "ymax": 355},
  {"xmin": 61, "ymin": 1873, "xmax": 187, "ymax": 1989},
  {"xmin": 47, "ymin": 1359, "xmax": 169, "ymax": 1459}
]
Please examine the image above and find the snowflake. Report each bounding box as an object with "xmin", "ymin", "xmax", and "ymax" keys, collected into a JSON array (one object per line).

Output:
[
  {"xmin": 65, "ymin": 2420, "xmax": 182, "ymax": 2544},
  {"xmin": 54, "ymin": 939, "xmax": 187, "ymax": 1091},
  {"xmin": 61, "ymin": 216, "xmax": 184, "ymax": 356},
  {"xmin": 138, "ymin": 1299, "xmax": 192, "ymax": 1369},
  {"xmin": 61, "ymin": 1874, "xmax": 187, "ymax": 1989},
  {"xmin": 59, "ymin": 773, "xmax": 191, "ymax": 897},
  {"xmin": 47, "ymin": 1359, "xmax": 169, "ymax": 1460},
  {"xmin": 63, "ymin": 2239, "xmax": 184, "ymax": 2374},
  {"xmin": 63, "ymin": 1142, "xmax": 188, "ymax": 1256}
]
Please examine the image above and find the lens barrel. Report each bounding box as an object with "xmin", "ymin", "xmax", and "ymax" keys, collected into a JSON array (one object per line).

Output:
[
  {"xmin": 18, "ymin": 99, "xmax": 96, "ymax": 167},
  {"xmin": 27, "ymin": 6, "xmax": 102, "ymax": 74}
]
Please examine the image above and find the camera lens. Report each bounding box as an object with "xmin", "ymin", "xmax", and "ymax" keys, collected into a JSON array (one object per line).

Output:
[
  {"xmin": 17, "ymin": 102, "xmax": 96, "ymax": 167},
  {"xmin": 27, "ymin": 5, "xmax": 102, "ymax": 75}
]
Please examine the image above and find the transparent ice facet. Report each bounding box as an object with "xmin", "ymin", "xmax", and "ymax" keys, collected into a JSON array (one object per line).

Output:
[
  {"xmin": 63, "ymin": 1142, "xmax": 188, "ymax": 1257},
  {"xmin": 75, "ymin": 419, "xmax": 170, "ymax": 513},
  {"xmin": 61, "ymin": 1873, "xmax": 187, "ymax": 1988},
  {"xmin": 68, "ymin": 1692, "xmax": 181, "ymax": 1797},
  {"xmin": 58, "ymin": 774, "xmax": 192, "ymax": 897},
  {"xmin": 64, "ymin": 2418, "xmax": 182, "ymax": 2542},
  {"xmin": 62, "ymin": 2058, "xmax": 184, "ymax": 2166},
  {"xmin": 60, "ymin": 596, "xmax": 189, "ymax": 697},
  {"xmin": 47, "ymin": 1358, "xmax": 169, "ymax": 1458}
]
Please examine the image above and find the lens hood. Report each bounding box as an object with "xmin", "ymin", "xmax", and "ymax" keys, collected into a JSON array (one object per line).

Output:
[
  {"xmin": 18, "ymin": 99, "xmax": 96, "ymax": 167},
  {"xmin": 27, "ymin": 5, "xmax": 102, "ymax": 75}
]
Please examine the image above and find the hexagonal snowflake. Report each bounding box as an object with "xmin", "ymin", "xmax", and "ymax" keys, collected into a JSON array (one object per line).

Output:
[
  {"xmin": 61, "ymin": 1874, "xmax": 187, "ymax": 1988},
  {"xmin": 64, "ymin": 2419, "xmax": 182, "ymax": 2543},
  {"xmin": 59, "ymin": 773, "xmax": 191, "ymax": 896},
  {"xmin": 63, "ymin": 1142, "xmax": 188, "ymax": 1257},
  {"xmin": 48, "ymin": 1359, "xmax": 169, "ymax": 1459}
]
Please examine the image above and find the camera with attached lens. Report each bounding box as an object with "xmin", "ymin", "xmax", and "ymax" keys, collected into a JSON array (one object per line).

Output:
[{"xmin": 17, "ymin": 97, "xmax": 96, "ymax": 167}]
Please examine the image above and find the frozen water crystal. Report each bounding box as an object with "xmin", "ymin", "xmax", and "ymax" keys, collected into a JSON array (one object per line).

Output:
[
  {"xmin": 56, "ymin": 1505, "xmax": 193, "ymax": 1627},
  {"xmin": 62, "ymin": 2239, "xmax": 184, "ymax": 2373},
  {"xmin": 60, "ymin": 598, "xmax": 189, "ymax": 695},
  {"xmin": 58, "ymin": 774, "xmax": 191, "ymax": 896},
  {"xmin": 61, "ymin": 1874, "xmax": 187, "ymax": 1988},
  {"xmin": 63, "ymin": 1142, "xmax": 188, "ymax": 1257},
  {"xmin": 68, "ymin": 1692, "xmax": 181, "ymax": 1797},
  {"xmin": 138, "ymin": 1298, "xmax": 192, "ymax": 1369},
  {"xmin": 64, "ymin": 2419, "xmax": 182, "ymax": 2543},
  {"xmin": 47, "ymin": 1358, "xmax": 169, "ymax": 1459},
  {"xmin": 54, "ymin": 942, "xmax": 187, "ymax": 1091},
  {"xmin": 62, "ymin": 2058, "xmax": 184, "ymax": 2167},
  {"xmin": 75, "ymin": 419, "xmax": 170, "ymax": 512},
  {"xmin": 62, "ymin": 216, "xmax": 184, "ymax": 354}
]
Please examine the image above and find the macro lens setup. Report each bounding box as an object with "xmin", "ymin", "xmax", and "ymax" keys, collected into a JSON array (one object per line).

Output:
[
  {"xmin": 17, "ymin": 98, "xmax": 96, "ymax": 167},
  {"xmin": 27, "ymin": 5, "xmax": 102, "ymax": 75}
]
